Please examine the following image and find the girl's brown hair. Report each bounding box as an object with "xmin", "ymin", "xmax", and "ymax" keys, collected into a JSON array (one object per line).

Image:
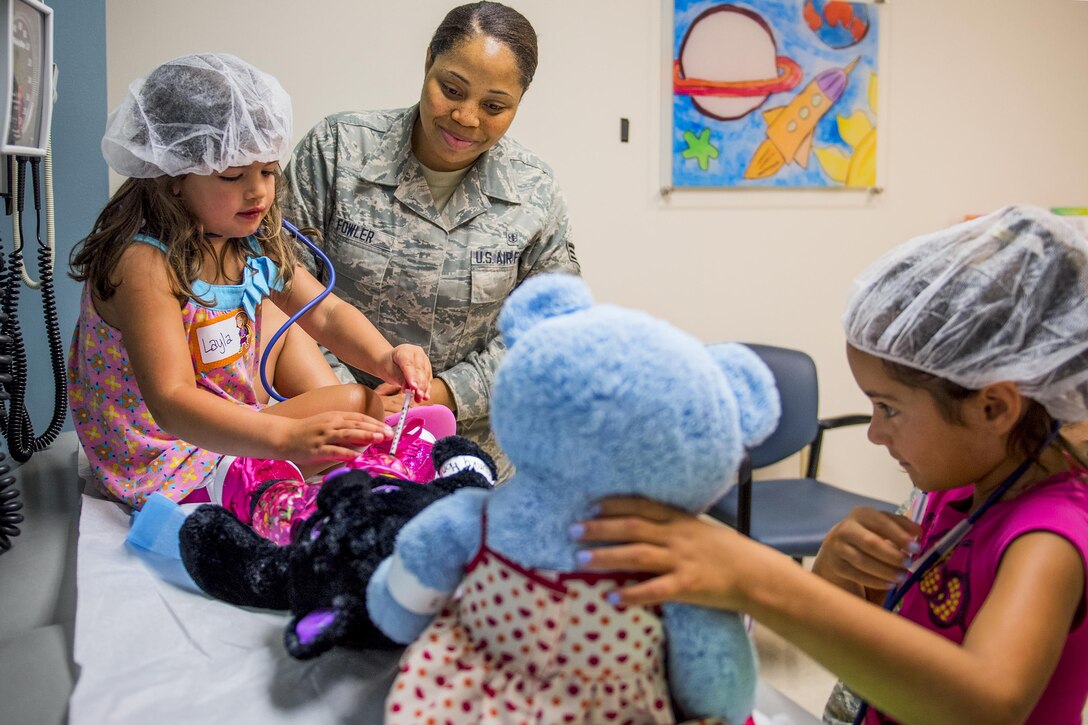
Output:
[{"xmin": 70, "ymin": 169, "xmax": 298, "ymax": 305}]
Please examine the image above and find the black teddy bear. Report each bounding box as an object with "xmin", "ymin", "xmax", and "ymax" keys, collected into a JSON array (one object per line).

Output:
[{"xmin": 178, "ymin": 436, "xmax": 495, "ymax": 659}]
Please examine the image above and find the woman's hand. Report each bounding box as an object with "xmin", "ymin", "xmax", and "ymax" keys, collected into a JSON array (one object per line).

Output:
[
  {"xmin": 811, "ymin": 507, "xmax": 921, "ymax": 596},
  {"xmin": 276, "ymin": 410, "xmax": 391, "ymax": 468},
  {"xmin": 572, "ymin": 496, "xmax": 777, "ymax": 611}
]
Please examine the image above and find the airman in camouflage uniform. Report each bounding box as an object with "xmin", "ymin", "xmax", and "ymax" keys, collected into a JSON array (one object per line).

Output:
[{"xmin": 282, "ymin": 105, "xmax": 580, "ymax": 478}]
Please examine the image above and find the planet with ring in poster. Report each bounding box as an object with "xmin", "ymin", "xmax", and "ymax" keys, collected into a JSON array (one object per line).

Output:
[{"xmin": 674, "ymin": 4, "xmax": 802, "ymax": 121}]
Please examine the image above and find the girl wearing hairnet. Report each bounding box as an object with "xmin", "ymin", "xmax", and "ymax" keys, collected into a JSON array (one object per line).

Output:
[
  {"xmin": 574, "ymin": 206, "xmax": 1088, "ymax": 724},
  {"xmin": 68, "ymin": 54, "xmax": 435, "ymax": 545}
]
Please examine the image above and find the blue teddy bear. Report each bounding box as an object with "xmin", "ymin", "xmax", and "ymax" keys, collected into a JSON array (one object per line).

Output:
[{"xmin": 367, "ymin": 273, "xmax": 780, "ymax": 724}]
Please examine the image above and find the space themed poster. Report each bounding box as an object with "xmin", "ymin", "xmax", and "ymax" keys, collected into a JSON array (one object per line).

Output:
[{"xmin": 672, "ymin": 0, "xmax": 880, "ymax": 189}]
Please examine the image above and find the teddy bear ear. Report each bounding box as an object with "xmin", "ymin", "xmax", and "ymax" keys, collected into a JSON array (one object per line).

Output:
[
  {"xmin": 707, "ymin": 343, "xmax": 781, "ymax": 449},
  {"xmin": 498, "ymin": 273, "xmax": 594, "ymax": 348}
]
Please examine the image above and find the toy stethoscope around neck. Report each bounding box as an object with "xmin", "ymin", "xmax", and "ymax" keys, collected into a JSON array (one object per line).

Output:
[
  {"xmin": 258, "ymin": 219, "xmax": 335, "ymax": 403},
  {"xmin": 261, "ymin": 221, "xmax": 417, "ymax": 456},
  {"xmin": 851, "ymin": 421, "xmax": 1063, "ymax": 724}
]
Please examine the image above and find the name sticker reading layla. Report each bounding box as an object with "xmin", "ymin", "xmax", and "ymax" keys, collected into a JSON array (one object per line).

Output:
[{"xmin": 190, "ymin": 309, "xmax": 250, "ymax": 373}]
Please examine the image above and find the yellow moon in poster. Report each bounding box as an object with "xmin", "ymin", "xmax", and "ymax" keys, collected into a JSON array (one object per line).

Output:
[{"xmin": 814, "ymin": 72, "xmax": 878, "ymax": 187}]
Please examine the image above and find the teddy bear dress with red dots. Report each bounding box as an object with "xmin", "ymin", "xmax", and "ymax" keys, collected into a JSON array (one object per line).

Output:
[{"xmin": 386, "ymin": 510, "xmax": 727, "ymax": 725}]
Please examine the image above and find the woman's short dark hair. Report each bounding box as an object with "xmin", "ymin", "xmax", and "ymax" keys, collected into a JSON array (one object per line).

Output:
[{"xmin": 428, "ymin": 2, "xmax": 538, "ymax": 90}]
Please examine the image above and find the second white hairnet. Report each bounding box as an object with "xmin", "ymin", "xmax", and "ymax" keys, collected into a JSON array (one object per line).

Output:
[
  {"xmin": 843, "ymin": 204, "xmax": 1088, "ymax": 421},
  {"xmin": 102, "ymin": 53, "xmax": 292, "ymax": 178}
]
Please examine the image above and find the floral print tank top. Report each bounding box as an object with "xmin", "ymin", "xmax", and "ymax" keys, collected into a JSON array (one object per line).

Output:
[{"xmin": 67, "ymin": 234, "xmax": 282, "ymax": 507}]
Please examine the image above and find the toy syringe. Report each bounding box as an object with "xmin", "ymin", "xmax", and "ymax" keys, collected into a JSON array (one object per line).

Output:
[{"xmin": 388, "ymin": 392, "xmax": 413, "ymax": 456}]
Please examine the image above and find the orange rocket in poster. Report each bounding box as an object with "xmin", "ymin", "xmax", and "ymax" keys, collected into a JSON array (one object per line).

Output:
[{"xmin": 744, "ymin": 58, "xmax": 857, "ymax": 179}]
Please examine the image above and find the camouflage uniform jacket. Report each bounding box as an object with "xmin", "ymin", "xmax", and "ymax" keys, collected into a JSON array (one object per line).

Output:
[{"xmin": 282, "ymin": 106, "xmax": 580, "ymax": 475}]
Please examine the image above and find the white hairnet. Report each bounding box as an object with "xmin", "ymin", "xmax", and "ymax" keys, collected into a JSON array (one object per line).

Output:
[
  {"xmin": 843, "ymin": 205, "xmax": 1088, "ymax": 421},
  {"xmin": 101, "ymin": 53, "xmax": 292, "ymax": 177}
]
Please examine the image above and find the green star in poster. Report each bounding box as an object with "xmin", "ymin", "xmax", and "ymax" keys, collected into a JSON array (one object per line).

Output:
[{"xmin": 681, "ymin": 128, "xmax": 719, "ymax": 171}]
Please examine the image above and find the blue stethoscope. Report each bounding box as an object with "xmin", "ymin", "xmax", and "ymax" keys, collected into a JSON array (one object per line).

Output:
[
  {"xmin": 852, "ymin": 421, "xmax": 1062, "ymax": 724},
  {"xmin": 257, "ymin": 221, "xmax": 415, "ymax": 455},
  {"xmin": 257, "ymin": 219, "xmax": 335, "ymax": 403}
]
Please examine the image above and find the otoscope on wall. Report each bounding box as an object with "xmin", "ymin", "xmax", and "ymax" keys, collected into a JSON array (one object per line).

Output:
[{"xmin": 0, "ymin": 0, "xmax": 64, "ymax": 554}]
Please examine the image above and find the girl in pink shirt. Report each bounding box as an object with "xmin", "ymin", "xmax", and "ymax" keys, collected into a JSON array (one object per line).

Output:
[{"xmin": 575, "ymin": 206, "xmax": 1088, "ymax": 724}]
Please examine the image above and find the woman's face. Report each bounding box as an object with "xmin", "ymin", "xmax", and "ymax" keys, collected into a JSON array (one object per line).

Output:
[{"xmin": 413, "ymin": 34, "xmax": 524, "ymax": 172}]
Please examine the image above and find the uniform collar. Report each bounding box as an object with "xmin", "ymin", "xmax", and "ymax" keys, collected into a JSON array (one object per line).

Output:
[{"xmin": 360, "ymin": 105, "xmax": 522, "ymax": 206}]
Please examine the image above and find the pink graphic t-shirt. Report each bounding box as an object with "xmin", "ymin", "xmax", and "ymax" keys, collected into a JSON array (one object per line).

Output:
[
  {"xmin": 866, "ymin": 470, "xmax": 1088, "ymax": 724},
  {"xmin": 67, "ymin": 234, "xmax": 282, "ymax": 507}
]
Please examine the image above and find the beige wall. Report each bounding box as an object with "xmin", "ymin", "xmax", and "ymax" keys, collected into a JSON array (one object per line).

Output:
[{"xmin": 105, "ymin": 0, "xmax": 1088, "ymax": 504}]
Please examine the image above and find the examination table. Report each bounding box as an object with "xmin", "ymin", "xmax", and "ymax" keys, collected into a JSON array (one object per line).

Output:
[{"xmin": 0, "ymin": 432, "xmax": 819, "ymax": 724}]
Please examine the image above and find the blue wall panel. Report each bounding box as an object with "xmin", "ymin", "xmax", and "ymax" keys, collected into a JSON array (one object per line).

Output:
[{"xmin": 2, "ymin": 0, "xmax": 107, "ymax": 457}]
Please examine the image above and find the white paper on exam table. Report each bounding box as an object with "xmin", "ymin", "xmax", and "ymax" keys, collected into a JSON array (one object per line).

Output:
[
  {"xmin": 67, "ymin": 472, "xmax": 817, "ymax": 724},
  {"xmin": 69, "ymin": 492, "xmax": 399, "ymax": 724}
]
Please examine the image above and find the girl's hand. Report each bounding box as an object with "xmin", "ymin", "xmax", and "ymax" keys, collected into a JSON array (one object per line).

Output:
[
  {"xmin": 380, "ymin": 344, "xmax": 432, "ymax": 401},
  {"xmin": 374, "ymin": 378, "xmax": 456, "ymax": 416},
  {"xmin": 280, "ymin": 411, "xmax": 391, "ymax": 467},
  {"xmin": 812, "ymin": 507, "xmax": 922, "ymax": 594},
  {"xmin": 572, "ymin": 496, "xmax": 772, "ymax": 611}
]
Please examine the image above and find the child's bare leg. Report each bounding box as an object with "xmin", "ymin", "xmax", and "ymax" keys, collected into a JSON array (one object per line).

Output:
[
  {"xmin": 259, "ymin": 301, "xmax": 340, "ymax": 402},
  {"xmin": 261, "ymin": 383, "xmax": 385, "ymax": 422}
]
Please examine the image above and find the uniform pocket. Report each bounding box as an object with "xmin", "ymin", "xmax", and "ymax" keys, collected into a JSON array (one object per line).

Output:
[
  {"xmin": 454, "ymin": 265, "xmax": 518, "ymax": 355},
  {"xmin": 326, "ymin": 223, "xmax": 395, "ymax": 325},
  {"xmin": 470, "ymin": 265, "xmax": 517, "ymax": 304}
]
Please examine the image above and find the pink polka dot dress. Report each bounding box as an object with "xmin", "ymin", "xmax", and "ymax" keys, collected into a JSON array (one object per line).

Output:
[{"xmin": 386, "ymin": 512, "xmax": 730, "ymax": 725}]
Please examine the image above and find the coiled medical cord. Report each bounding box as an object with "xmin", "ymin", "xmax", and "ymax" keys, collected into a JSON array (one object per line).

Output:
[
  {"xmin": 0, "ymin": 160, "xmax": 27, "ymax": 455},
  {"xmin": 0, "ymin": 155, "xmax": 67, "ymax": 465},
  {"xmin": 259, "ymin": 219, "xmax": 336, "ymax": 402},
  {"xmin": 0, "ymin": 441, "xmax": 19, "ymax": 552},
  {"xmin": 10, "ymin": 137, "xmax": 54, "ymax": 289},
  {"xmin": 28, "ymin": 156, "xmax": 68, "ymax": 451},
  {"xmin": 0, "ymin": 308, "xmax": 18, "ymax": 553}
]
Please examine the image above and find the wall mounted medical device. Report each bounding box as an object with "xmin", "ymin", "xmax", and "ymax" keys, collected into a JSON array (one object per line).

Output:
[
  {"xmin": 0, "ymin": 0, "xmax": 63, "ymax": 554},
  {"xmin": 0, "ymin": 0, "xmax": 52, "ymax": 157}
]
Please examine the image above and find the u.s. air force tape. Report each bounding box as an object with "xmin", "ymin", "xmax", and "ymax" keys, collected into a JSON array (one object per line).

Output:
[
  {"xmin": 387, "ymin": 551, "xmax": 451, "ymax": 615},
  {"xmin": 438, "ymin": 455, "xmax": 494, "ymax": 485}
]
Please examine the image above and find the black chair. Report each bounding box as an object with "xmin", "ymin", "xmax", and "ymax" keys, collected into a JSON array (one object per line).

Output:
[{"xmin": 708, "ymin": 344, "xmax": 897, "ymax": 558}]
